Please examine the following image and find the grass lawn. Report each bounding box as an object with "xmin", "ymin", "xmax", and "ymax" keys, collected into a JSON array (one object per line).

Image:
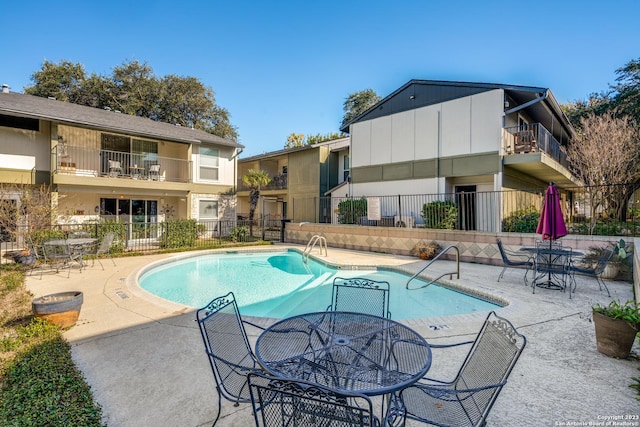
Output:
[{"xmin": 0, "ymin": 266, "xmax": 105, "ymax": 426}]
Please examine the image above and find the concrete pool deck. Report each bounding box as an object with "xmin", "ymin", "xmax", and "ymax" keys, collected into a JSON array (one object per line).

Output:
[{"xmin": 25, "ymin": 244, "xmax": 640, "ymax": 426}]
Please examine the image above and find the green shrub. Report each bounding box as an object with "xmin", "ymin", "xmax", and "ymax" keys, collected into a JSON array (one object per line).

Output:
[
  {"xmin": 97, "ymin": 219, "xmax": 127, "ymax": 253},
  {"xmin": 421, "ymin": 201, "xmax": 458, "ymax": 229},
  {"xmin": 229, "ymin": 226, "xmax": 248, "ymax": 242},
  {"xmin": 502, "ymin": 206, "xmax": 540, "ymax": 233},
  {"xmin": 0, "ymin": 335, "xmax": 105, "ymax": 426},
  {"xmin": 568, "ymin": 220, "xmax": 626, "ymax": 236},
  {"xmin": 337, "ymin": 198, "xmax": 368, "ymax": 224},
  {"xmin": 161, "ymin": 219, "xmax": 199, "ymax": 248}
]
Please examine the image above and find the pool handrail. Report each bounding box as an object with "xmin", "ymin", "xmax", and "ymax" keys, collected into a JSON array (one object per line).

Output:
[
  {"xmin": 302, "ymin": 235, "xmax": 327, "ymax": 263},
  {"xmin": 406, "ymin": 245, "xmax": 460, "ymax": 289}
]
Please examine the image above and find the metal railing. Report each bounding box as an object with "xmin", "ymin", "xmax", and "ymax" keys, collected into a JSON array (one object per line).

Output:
[
  {"xmin": 55, "ymin": 145, "xmax": 192, "ymax": 183},
  {"xmin": 291, "ymin": 183, "xmax": 640, "ymax": 237},
  {"xmin": 237, "ymin": 173, "xmax": 288, "ymax": 191},
  {"xmin": 504, "ymin": 123, "xmax": 569, "ymax": 169},
  {"xmin": 406, "ymin": 245, "xmax": 460, "ymax": 289},
  {"xmin": 302, "ymin": 235, "xmax": 327, "ymax": 262}
]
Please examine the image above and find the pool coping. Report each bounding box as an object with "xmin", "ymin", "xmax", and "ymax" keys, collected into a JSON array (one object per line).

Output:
[{"xmin": 126, "ymin": 245, "xmax": 516, "ymax": 329}]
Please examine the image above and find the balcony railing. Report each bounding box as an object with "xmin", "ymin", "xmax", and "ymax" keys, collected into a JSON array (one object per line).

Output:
[
  {"xmin": 237, "ymin": 173, "xmax": 288, "ymax": 191},
  {"xmin": 504, "ymin": 123, "xmax": 569, "ymax": 169},
  {"xmin": 55, "ymin": 145, "xmax": 191, "ymax": 183}
]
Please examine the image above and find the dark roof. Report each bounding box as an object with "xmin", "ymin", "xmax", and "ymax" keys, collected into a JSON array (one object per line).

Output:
[
  {"xmin": 239, "ymin": 137, "xmax": 349, "ymax": 162},
  {"xmin": 339, "ymin": 79, "xmax": 574, "ymax": 139},
  {"xmin": 0, "ymin": 91, "xmax": 243, "ymax": 148}
]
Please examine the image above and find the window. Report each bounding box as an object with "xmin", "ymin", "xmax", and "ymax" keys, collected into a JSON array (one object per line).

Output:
[
  {"xmin": 199, "ymin": 200, "xmax": 218, "ymax": 219},
  {"xmin": 343, "ymin": 154, "xmax": 350, "ymax": 182},
  {"xmin": 199, "ymin": 147, "xmax": 219, "ymax": 181}
]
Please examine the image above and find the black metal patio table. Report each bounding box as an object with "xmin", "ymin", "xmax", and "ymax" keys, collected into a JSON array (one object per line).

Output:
[
  {"xmin": 520, "ymin": 247, "xmax": 583, "ymax": 291},
  {"xmin": 255, "ymin": 311, "xmax": 432, "ymax": 397},
  {"xmin": 44, "ymin": 238, "xmax": 98, "ymax": 268}
]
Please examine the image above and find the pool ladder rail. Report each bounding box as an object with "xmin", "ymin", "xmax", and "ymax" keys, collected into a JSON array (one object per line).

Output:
[
  {"xmin": 406, "ymin": 244, "xmax": 460, "ymax": 289},
  {"xmin": 302, "ymin": 235, "xmax": 327, "ymax": 263}
]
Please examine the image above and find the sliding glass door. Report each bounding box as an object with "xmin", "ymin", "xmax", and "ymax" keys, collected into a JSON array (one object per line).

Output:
[{"xmin": 100, "ymin": 198, "xmax": 158, "ymax": 240}]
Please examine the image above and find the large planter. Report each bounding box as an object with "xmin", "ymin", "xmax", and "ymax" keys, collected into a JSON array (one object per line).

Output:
[
  {"xmin": 593, "ymin": 311, "xmax": 637, "ymax": 358},
  {"xmin": 32, "ymin": 291, "xmax": 83, "ymax": 328},
  {"xmin": 599, "ymin": 263, "xmax": 620, "ymax": 280}
]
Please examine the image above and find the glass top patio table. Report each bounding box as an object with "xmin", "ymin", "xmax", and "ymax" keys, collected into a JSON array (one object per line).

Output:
[
  {"xmin": 44, "ymin": 238, "xmax": 97, "ymax": 247},
  {"xmin": 519, "ymin": 247, "xmax": 583, "ymax": 257},
  {"xmin": 255, "ymin": 311, "xmax": 432, "ymax": 396}
]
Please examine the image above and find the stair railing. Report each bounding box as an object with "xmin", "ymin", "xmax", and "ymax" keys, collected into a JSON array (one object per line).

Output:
[{"xmin": 406, "ymin": 245, "xmax": 460, "ymax": 289}]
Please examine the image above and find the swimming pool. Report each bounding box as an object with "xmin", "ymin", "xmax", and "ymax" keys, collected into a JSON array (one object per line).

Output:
[{"xmin": 138, "ymin": 250, "xmax": 501, "ymax": 320}]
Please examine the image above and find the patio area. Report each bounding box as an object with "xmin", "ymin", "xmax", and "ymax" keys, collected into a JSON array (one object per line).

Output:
[{"xmin": 25, "ymin": 244, "xmax": 639, "ymax": 426}]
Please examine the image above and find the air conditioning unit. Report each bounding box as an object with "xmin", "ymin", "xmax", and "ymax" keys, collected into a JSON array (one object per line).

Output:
[{"xmin": 394, "ymin": 215, "xmax": 415, "ymax": 228}]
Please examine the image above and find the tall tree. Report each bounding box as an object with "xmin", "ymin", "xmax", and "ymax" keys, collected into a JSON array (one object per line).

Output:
[
  {"xmin": 611, "ymin": 57, "xmax": 640, "ymax": 125},
  {"xmin": 567, "ymin": 112, "xmax": 640, "ymax": 227},
  {"xmin": 24, "ymin": 60, "xmax": 86, "ymax": 102},
  {"xmin": 563, "ymin": 57, "xmax": 640, "ymax": 128},
  {"xmin": 561, "ymin": 92, "xmax": 613, "ymax": 129},
  {"xmin": 340, "ymin": 89, "xmax": 381, "ymax": 129},
  {"xmin": 305, "ymin": 132, "xmax": 346, "ymax": 145},
  {"xmin": 241, "ymin": 169, "xmax": 271, "ymax": 237},
  {"xmin": 285, "ymin": 133, "xmax": 306, "ymax": 149},
  {"xmin": 24, "ymin": 59, "xmax": 238, "ymax": 141},
  {"xmin": 109, "ymin": 60, "xmax": 160, "ymax": 118}
]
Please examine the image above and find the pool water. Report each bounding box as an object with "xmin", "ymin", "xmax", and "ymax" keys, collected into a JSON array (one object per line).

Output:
[{"xmin": 139, "ymin": 250, "xmax": 500, "ymax": 320}]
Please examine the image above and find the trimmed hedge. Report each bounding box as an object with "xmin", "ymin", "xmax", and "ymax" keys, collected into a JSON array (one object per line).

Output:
[{"xmin": 0, "ymin": 330, "xmax": 105, "ymax": 426}]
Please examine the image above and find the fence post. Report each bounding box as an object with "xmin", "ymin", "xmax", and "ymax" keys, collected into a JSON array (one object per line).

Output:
[
  {"xmin": 398, "ymin": 195, "xmax": 402, "ymax": 226},
  {"xmin": 281, "ymin": 219, "xmax": 290, "ymax": 242}
]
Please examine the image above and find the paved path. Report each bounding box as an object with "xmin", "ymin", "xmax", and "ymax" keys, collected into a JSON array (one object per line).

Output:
[{"xmin": 26, "ymin": 245, "xmax": 640, "ymax": 426}]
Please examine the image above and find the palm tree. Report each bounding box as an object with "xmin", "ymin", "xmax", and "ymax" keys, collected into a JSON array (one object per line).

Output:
[{"xmin": 242, "ymin": 169, "xmax": 271, "ymax": 236}]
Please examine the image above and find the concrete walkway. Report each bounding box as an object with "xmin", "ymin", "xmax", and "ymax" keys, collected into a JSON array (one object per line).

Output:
[{"xmin": 26, "ymin": 245, "xmax": 640, "ymax": 426}]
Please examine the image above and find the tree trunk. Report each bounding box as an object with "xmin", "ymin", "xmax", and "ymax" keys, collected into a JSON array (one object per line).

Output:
[{"xmin": 248, "ymin": 189, "xmax": 260, "ymax": 237}]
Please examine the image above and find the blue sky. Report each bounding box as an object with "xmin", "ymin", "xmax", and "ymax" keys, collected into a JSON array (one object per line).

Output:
[{"xmin": 2, "ymin": 0, "xmax": 638, "ymax": 157}]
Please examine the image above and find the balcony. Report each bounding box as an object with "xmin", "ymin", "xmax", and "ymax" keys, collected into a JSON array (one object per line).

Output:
[
  {"xmin": 504, "ymin": 123, "xmax": 569, "ymax": 169},
  {"xmin": 237, "ymin": 173, "xmax": 288, "ymax": 191},
  {"xmin": 54, "ymin": 145, "xmax": 191, "ymax": 183}
]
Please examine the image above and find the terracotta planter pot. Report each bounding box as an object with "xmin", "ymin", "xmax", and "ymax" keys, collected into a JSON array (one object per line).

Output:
[
  {"xmin": 32, "ymin": 291, "xmax": 83, "ymax": 328},
  {"xmin": 593, "ymin": 311, "xmax": 638, "ymax": 359}
]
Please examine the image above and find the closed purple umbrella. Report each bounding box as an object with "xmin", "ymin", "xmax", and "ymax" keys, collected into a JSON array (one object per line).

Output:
[{"xmin": 536, "ymin": 182, "xmax": 567, "ymax": 241}]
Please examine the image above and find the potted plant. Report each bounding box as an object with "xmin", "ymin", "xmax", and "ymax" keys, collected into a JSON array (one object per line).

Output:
[
  {"xmin": 582, "ymin": 239, "xmax": 633, "ymax": 280},
  {"xmin": 410, "ymin": 241, "xmax": 442, "ymax": 260},
  {"xmin": 592, "ymin": 299, "xmax": 640, "ymax": 358},
  {"xmin": 611, "ymin": 238, "xmax": 633, "ymax": 279}
]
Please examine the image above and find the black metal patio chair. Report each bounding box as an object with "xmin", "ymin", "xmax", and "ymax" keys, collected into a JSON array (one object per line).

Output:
[
  {"xmin": 568, "ymin": 248, "xmax": 613, "ymax": 297},
  {"xmin": 496, "ymin": 239, "xmax": 533, "ymax": 284},
  {"xmin": 87, "ymin": 232, "xmax": 116, "ymax": 269},
  {"xmin": 196, "ymin": 292, "xmax": 266, "ymax": 426},
  {"xmin": 327, "ymin": 277, "xmax": 391, "ymax": 318},
  {"xmin": 385, "ymin": 311, "xmax": 526, "ymax": 427},
  {"xmin": 42, "ymin": 240, "xmax": 82, "ymax": 277},
  {"xmin": 248, "ymin": 371, "xmax": 379, "ymax": 427}
]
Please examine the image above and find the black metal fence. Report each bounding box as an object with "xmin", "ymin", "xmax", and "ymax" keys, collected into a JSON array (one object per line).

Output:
[
  {"xmin": 291, "ymin": 183, "xmax": 640, "ymax": 237},
  {"xmin": 1, "ymin": 217, "xmax": 287, "ymax": 263}
]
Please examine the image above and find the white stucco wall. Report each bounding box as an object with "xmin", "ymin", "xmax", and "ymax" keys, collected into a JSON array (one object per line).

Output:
[
  {"xmin": 352, "ymin": 178, "xmax": 440, "ymax": 197},
  {"xmin": 351, "ymin": 89, "xmax": 504, "ymax": 168},
  {"xmin": 0, "ymin": 121, "xmax": 51, "ymax": 171}
]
